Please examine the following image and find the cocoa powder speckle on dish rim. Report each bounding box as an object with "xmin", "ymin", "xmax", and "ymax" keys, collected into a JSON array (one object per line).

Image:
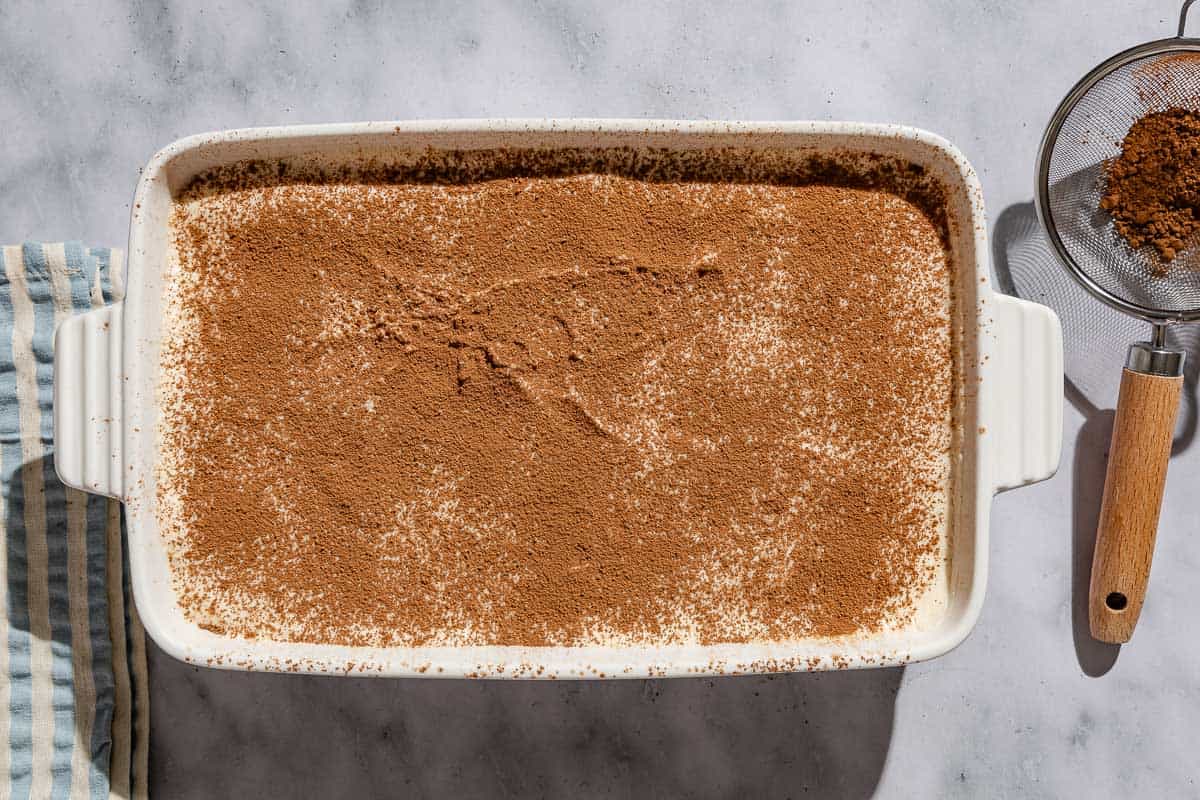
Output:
[{"xmin": 156, "ymin": 147, "xmax": 958, "ymax": 649}]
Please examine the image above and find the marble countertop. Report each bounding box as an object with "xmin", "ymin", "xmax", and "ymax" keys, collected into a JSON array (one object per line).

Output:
[{"xmin": 5, "ymin": 1, "xmax": 1200, "ymax": 796}]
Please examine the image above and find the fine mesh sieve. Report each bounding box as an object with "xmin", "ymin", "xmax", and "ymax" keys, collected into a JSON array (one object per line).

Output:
[{"xmin": 1035, "ymin": 0, "xmax": 1200, "ymax": 646}]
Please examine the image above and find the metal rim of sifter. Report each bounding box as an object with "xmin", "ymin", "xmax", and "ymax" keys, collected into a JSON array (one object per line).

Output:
[{"xmin": 1035, "ymin": 0, "xmax": 1200, "ymax": 343}]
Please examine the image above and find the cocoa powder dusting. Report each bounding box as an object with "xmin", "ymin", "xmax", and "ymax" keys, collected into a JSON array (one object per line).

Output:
[
  {"xmin": 1101, "ymin": 108, "xmax": 1200, "ymax": 265},
  {"xmin": 158, "ymin": 148, "xmax": 956, "ymax": 648}
]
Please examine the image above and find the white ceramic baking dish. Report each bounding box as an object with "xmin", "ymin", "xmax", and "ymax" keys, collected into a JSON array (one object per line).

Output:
[{"xmin": 52, "ymin": 120, "xmax": 1062, "ymax": 678}]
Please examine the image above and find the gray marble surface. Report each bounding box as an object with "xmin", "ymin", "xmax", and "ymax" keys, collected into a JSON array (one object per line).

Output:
[{"xmin": 5, "ymin": 0, "xmax": 1200, "ymax": 797}]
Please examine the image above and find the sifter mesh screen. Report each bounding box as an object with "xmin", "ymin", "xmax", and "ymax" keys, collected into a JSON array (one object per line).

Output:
[{"xmin": 1041, "ymin": 46, "xmax": 1200, "ymax": 320}]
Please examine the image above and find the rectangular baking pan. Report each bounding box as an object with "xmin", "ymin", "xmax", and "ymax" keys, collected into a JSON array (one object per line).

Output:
[{"xmin": 52, "ymin": 120, "xmax": 1063, "ymax": 678}]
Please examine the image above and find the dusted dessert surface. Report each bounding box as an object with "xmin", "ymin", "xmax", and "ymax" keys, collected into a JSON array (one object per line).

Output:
[{"xmin": 158, "ymin": 149, "xmax": 956, "ymax": 648}]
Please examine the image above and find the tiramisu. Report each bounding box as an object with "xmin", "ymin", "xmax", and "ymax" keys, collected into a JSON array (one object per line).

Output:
[{"xmin": 158, "ymin": 148, "xmax": 957, "ymax": 648}]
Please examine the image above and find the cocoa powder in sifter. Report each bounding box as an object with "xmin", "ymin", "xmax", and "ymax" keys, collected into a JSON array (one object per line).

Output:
[
  {"xmin": 1101, "ymin": 107, "xmax": 1200, "ymax": 264},
  {"xmin": 158, "ymin": 148, "xmax": 957, "ymax": 648}
]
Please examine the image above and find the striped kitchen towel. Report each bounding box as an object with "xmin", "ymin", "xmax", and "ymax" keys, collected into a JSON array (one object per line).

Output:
[{"xmin": 0, "ymin": 244, "xmax": 148, "ymax": 800}]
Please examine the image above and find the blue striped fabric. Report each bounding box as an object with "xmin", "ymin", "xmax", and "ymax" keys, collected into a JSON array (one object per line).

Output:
[{"xmin": 0, "ymin": 244, "xmax": 147, "ymax": 800}]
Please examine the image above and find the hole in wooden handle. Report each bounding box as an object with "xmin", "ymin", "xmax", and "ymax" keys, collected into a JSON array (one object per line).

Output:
[{"xmin": 1105, "ymin": 592, "xmax": 1128, "ymax": 612}]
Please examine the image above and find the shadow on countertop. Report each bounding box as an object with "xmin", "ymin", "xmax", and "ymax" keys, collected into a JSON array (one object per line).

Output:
[
  {"xmin": 148, "ymin": 641, "xmax": 902, "ymax": 799},
  {"xmin": 991, "ymin": 201, "xmax": 1200, "ymax": 676}
]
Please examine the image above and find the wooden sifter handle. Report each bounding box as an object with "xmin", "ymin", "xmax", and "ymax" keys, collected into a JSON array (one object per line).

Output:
[{"xmin": 1089, "ymin": 363, "xmax": 1183, "ymax": 644}]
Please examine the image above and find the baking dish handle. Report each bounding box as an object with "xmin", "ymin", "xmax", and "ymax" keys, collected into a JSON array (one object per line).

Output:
[
  {"xmin": 53, "ymin": 303, "xmax": 124, "ymax": 499},
  {"xmin": 991, "ymin": 294, "xmax": 1064, "ymax": 493}
]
